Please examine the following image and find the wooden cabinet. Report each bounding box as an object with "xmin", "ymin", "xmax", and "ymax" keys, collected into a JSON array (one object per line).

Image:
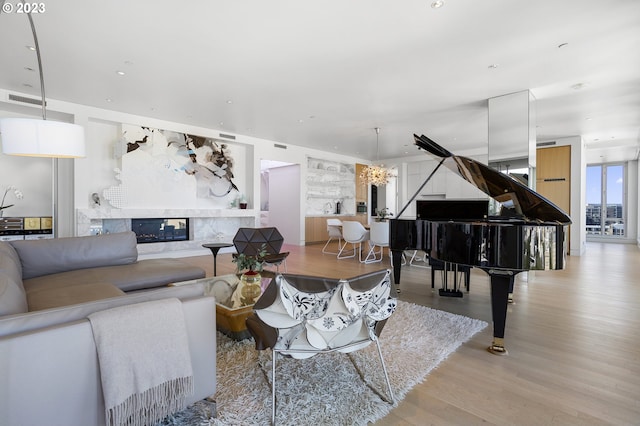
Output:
[
  {"xmin": 536, "ymin": 145, "xmax": 571, "ymax": 252},
  {"xmin": 536, "ymin": 146, "xmax": 571, "ymax": 214},
  {"xmin": 305, "ymin": 215, "xmax": 368, "ymax": 244}
]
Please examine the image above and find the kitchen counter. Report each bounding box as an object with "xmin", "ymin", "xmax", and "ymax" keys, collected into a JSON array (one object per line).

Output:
[{"xmin": 304, "ymin": 214, "xmax": 368, "ymax": 244}]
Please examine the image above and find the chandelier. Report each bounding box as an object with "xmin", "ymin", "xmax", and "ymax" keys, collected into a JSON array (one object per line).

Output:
[{"xmin": 360, "ymin": 127, "xmax": 394, "ymax": 186}]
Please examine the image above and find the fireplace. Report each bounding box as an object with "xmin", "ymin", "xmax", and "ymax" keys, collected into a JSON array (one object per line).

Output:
[{"xmin": 131, "ymin": 218, "xmax": 189, "ymax": 243}]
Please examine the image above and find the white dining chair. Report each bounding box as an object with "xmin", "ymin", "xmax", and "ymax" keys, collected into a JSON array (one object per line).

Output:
[
  {"xmin": 364, "ymin": 220, "xmax": 390, "ymax": 264},
  {"xmin": 337, "ymin": 221, "xmax": 370, "ymax": 262},
  {"xmin": 322, "ymin": 218, "xmax": 343, "ymax": 255}
]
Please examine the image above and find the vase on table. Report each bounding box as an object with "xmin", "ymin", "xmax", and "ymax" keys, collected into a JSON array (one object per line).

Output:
[{"xmin": 239, "ymin": 270, "xmax": 262, "ymax": 305}]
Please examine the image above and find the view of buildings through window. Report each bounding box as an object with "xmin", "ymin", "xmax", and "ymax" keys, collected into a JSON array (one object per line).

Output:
[{"xmin": 586, "ymin": 164, "xmax": 625, "ymax": 237}]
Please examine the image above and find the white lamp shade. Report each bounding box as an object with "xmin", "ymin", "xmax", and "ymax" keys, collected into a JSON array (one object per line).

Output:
[{"xmin": 0, "ymin": 118, "xmax": 85, "ymax": 158}]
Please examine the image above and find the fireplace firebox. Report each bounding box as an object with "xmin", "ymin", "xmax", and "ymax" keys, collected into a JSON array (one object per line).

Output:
[{"xmin": 131, "ymin": 218, "xmax": 189, "ymax": 243}]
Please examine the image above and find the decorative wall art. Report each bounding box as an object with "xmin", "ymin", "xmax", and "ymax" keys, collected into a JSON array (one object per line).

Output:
[{"xmin": 103, "ymin": 125, "xmax": 240, "ymax": 209}]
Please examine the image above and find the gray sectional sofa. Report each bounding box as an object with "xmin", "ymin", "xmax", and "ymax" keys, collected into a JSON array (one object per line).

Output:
[{"xmin": 0, "ymin": 231, "xmax": 217, "ymax": 426}]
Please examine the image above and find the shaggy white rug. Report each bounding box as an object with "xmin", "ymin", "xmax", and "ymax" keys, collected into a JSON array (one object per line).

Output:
[{"xmin": 159, "ymin": 301, "xmax": 487, "ymax": 426}]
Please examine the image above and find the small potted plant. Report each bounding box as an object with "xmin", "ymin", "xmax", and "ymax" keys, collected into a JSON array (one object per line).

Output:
[
  {"xmin": 238, "ymin": 194, "xmax": 248, "ymax": 209},
  {"xmin": 232, "ymin": 244, "xmax": 267, "ymax": 305},
  {"xmin": 376, "ymin": 207, "xmax": 394, "ymax": 222}
]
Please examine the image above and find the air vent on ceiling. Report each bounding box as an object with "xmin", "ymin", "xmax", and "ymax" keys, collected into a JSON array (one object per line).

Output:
[
  {"xmin": 537, "ymin": 141, "xmax": 556, "ymax": 147},
  {"xmin": 274, "ymin": 143, "xmax": 287, "ymax": 149},
  {"xmin": 8, "ymin": 94, "xmax": 45, "ymax": 106},
  {"xmin": 218, "ymin": 133, "xmax": 236, "ymax": 140}
]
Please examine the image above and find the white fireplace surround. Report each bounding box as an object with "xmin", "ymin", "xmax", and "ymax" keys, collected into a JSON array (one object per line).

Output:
[{"xmin": 77, "ymin": 208, "xmax": 257, "ymax": 258}]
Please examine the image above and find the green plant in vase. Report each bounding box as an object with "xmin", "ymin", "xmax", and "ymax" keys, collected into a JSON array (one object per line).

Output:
[{"xmin": 232, "ymin": 244, "xmax": 267, "ymax": 305}]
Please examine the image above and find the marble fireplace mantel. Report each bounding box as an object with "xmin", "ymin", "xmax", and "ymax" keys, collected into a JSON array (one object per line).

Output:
[{"xmin": 77, "ymin": 208, "xmax": 257, "ymax": 257}]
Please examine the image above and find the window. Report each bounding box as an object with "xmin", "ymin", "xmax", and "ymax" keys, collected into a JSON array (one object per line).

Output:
[{"xmin": 586, "ymin": 164, "xmax": 625, "ymax": 237}]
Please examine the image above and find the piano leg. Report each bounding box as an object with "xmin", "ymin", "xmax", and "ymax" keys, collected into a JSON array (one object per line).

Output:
[
  {"xmin": 391, "ymin": 249, "xmax": 404, "ymax": 287},
  {"xmin": 485, "ymin": 269, "xmax": 517, "ymax": 356}
]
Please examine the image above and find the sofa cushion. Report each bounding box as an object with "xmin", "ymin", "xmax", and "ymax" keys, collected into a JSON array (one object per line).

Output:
[
  {"xmin": 22, "ymin": 258, "xmax": 206, "ymax": 294},
  {"xmin": 0, "ymin": 281, "xmax": 207, "ymax": 338},
  {"xmin": 9, "ymin": 231, "xmax": 139, "ymax": 280},
  {"xmin": 27, "ymin": 282, "xmax": 126, "ymax": 311},
  {"xmin": 0, "ymin": 241, "xmax": 23, "ymax": 283},
  {"xmin": 0, "ymin": 272, "xmax": 28, "ymax": 316}
]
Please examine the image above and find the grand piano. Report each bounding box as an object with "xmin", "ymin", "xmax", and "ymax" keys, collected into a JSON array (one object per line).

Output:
[{"xmin": 390, "ymin": 134, "xmax": 572, "ymax": 355}]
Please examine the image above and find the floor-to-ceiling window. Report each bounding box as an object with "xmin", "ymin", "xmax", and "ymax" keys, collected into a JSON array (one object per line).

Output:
[{"xmin": 586, "ymin": 164, "xmax": 626, "ymax": 237}]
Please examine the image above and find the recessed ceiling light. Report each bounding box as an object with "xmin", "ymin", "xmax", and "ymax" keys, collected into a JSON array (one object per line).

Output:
[
  {"xmin": 25, "ymin": 45, "xmax": 36, "ymax": 51},
  {"xmin": 226, "ymin": 100, "xmax": 233, "ymax": 104},
  {"xmin": 488, "ymin": 64, "xmax": 499, "ymax": 69},
  {"xmin": 24, "ymin": 67, "xmax": 35, "ymax": 72},
  {"xmin": 116, "ymin": 70, "xmax": 126, "ymax": 76},
  {"xmin": 431, "ymin": 1, "xmax": 444, "ymax": 9},
  {"xmin": 558, "ymin": 43, "xmax": 569, "ymax": 49},
  {"xmin": 585, "ymin": 117, "xmax": 592, "ymax": 121},
  {"xmin": 106, "ymin": 98, "xmax": 112, "ymax": 102},
  {"xmin": 298, "ymin": 119, "xmax": 304, "ymax": 123},
  {"xmin": 219, "ymin": 122, "xmax": 224, "ymax": 126}
]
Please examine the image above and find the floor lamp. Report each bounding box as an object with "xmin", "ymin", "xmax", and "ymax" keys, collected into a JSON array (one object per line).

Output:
[{"xmin": 0, "ymin": 7, "xmax": 86, "ymax": 237}]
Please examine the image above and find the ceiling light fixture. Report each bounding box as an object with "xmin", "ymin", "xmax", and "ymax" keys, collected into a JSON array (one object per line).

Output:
[
  {"xmin": 0, "ymin": 8, "xmax": 85, "ymax": 158},
  {"xmin": 431, "ymin": 1, "xmax": 444, "ymax": 9},
  {"xmin": 360, "ymin": 127, "xmax": 395, "ymax": 186}
]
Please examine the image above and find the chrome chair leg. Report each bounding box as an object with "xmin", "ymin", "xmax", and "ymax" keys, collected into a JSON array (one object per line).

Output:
[
  {"xmin": 374, "ymin": 338, "xmax": 395, "ymax": 404},
  {"xmin": 272, "ymin": 350, "xmax": 277, "ymax": 425}
]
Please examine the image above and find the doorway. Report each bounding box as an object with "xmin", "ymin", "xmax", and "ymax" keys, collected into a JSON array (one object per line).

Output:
[{"xmin": 260, "ymin": 160, "xmax": 301, "ymax": 245}]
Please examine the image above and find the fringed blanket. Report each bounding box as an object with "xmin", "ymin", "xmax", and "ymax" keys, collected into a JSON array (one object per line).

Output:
[{"xmin": 88, "ymin": 298, "xmax": 194, "ymax": 426}]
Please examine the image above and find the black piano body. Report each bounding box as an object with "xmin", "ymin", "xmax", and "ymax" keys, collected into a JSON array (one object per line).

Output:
[{"xmin": 390, "ymin": 134, "xmax": 571, "ymax": 355}]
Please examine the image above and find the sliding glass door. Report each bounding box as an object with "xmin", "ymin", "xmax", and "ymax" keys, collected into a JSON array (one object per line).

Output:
[{"xmin": 586, "ymin": 164, "xmax": 625, "ymax": 237}]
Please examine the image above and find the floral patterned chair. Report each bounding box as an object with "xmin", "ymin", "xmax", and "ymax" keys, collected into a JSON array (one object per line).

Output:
[{"xmin": 245, "ymin": 269, "xmax": 397, "ymax": 424}]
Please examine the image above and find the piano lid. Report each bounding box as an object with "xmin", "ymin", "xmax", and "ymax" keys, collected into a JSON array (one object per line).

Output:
[{"xmin": 414, "ymin": 134, "xmax": 572, "ymax": 225}]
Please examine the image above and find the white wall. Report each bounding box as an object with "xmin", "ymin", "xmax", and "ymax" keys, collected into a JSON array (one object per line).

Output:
[{"xmin": 1, "ymin": 89, "xmax": 366, "ymax": 244}]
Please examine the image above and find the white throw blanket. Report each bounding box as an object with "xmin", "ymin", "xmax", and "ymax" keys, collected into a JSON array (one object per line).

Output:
[{"xmin": 89, "ymin": 298, "xmax": 194, "ymax": 426}]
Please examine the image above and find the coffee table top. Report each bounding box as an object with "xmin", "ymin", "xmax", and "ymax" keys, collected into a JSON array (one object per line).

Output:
[{"xmin": 176, "ymin": 273, "xmax": 273, "ymax": 311}]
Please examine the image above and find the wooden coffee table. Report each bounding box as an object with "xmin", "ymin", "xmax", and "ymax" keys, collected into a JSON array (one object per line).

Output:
[{"xmin": 174, "ymin": 272, "xmax": 274, "ymax": 340}]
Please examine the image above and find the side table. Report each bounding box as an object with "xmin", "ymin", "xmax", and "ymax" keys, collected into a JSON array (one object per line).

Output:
[{"xmin": 202, "ymin": 242, "xmax": 234, "ymax": 276}]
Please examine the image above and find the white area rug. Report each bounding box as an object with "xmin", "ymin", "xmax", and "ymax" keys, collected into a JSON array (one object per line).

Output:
[{"xmin": 159, "ymin": 301, "xmax": 487, "ymax": 426}]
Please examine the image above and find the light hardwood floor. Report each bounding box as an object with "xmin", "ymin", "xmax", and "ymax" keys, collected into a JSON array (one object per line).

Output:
[{"xmin": 181, "ymin": 241, "xmax": 640, "ymax": 425}]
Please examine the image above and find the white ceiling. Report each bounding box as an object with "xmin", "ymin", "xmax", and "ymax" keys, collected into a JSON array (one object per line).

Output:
[{"xmin": 1, "ymin": 0, "xmax": 639, "ymax": 164}]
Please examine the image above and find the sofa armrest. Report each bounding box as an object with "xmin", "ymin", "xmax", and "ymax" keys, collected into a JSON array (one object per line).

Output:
[{"xmin": 0, "ymin": 296, "xmax": 216, "ymax": 426}]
